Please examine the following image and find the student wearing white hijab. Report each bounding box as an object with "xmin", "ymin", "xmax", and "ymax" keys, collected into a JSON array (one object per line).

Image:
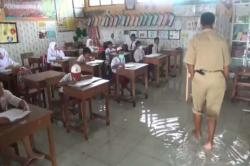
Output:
[
  {"xmin": 47, "ymin": 42, "xmax": 65, "ymax": 64},
  {"xmin": 0, "ymin": 48, "xmax": 19, "ymax": 71},
  {"xmin": 86, "ymin": 39, "xmax": 98, "ymax": 53}
]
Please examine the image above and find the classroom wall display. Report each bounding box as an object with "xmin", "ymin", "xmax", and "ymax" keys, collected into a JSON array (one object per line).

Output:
[
  {"xmin": 3, "ymin": 0, "xmax": 56, "ymax": 20},
  {"xmin": 87, "ymin": 13, "xmax": 176, "ymax": 28},
  {"xmin": 129, "ymin": 30, "xmax": 138, "ymax": 37},
  {"xmin": 158, "ymin": 31, "xmax": 168, "ymax": 39},
  {"xmin": 0, "ymin": 22, "xmax": 18, "ymax": 44},
  {"xmin": 147, "ymin": 30, "xmax": 158, "ymax": 39},
  {"xmin": 138, "ymin": 30, "xmax": 148, "ymax": 39},
  {"xmin": 38, "ymin": 21, "xmax": 57, "ymax": 40},
  {"xmin": 169, "ymin": 30, "xmax": 181, "ymax": 40},
  {"xmin": 0, "ymin": 8, "xmax": 4, "ymax": 20},
  {"xmin": 125, "ymin": 0, "xmax": 136, "ymax": 10},
  {"xmin": 55, "ymin": 0, "xmax": 75, "ymax": 32}
]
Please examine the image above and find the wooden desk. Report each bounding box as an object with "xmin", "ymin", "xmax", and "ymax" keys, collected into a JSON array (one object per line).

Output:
[
  {"xmin": 63, "ymin": 49, "xmax": 79, "ymax": 57},
  {"xmin": 0, "ymin": 105, "xmax": 57, "ymax": 166},
  {"xmin": 162, "ymin": 49, "xmax": 183, "ymax": 76},
  {"xmin": 116, "ymin": 63, "xmax": 148, "ymax": 107},
  {"xmin": 63, "ymin": 77, "xmax": 110, "ymax": 140},
  {"xmin": 80, "ymin": 61, "xmax": 103, "ymax": 77},
  {"xmin": 144, "ymin": 54, "xmax": 169, "ymax": 86},
  {"xmin": 53, "ymin": 57, "xmax": 76, "ymax": 73},
  {"xmin": 23, "ymin": 71, "xmax": 64, "ymax": 109},
  {"xmin": 0, "ymin": 68, "xmax": 19, "ymax": 95},
  {"xmin": 28, "ymin": 56, "xmax": 43, "ymax": 72}
]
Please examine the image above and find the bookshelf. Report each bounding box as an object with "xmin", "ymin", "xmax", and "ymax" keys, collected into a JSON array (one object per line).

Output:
[{"xmin": 231, "ymin": 1, "xmax": 250, "ymax": 60}]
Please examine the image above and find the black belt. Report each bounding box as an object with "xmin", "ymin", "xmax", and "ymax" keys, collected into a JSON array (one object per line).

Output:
[{"xmin": 195, "ymin": 69, "xmax": 222, "ymax": 75}]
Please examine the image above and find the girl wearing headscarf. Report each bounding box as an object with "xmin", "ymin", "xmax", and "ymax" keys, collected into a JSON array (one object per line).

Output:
[
  {"xmin": 0, "ymin": 48, "xmax": 19, "ymax": 71},
  {"xmin": 47, "ymin": 42, "xmax": 65, "ymax": 64},
  {"xmin": 86, "ymin": 39, "xmax": 98, "ymax": 53}
]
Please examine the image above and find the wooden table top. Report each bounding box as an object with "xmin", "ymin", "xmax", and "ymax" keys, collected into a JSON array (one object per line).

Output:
[
  {"xmin": 124, "ymin": 63, "xmax": 148, "ymax": 71},
  {"xmin": 23, "ymin": 70, "xmax": 64, "ymax": 83},
  {"xmin": 144, "ymin": 54, "xmax": 168, "ymax": 59},
  {"xmin": 0, "ymin": 105, "xmax": 52, "ymax": 147}
]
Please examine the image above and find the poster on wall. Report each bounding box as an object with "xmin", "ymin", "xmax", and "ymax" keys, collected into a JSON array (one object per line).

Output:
[
  {"xmin": 55, "ymin": 0, "xmax": 75, "ymax": 31},
  {"xmin": 148, "ymin": 30, "xmax": 158, "ymax": 39},
  {"xmin": 169, "ymin": 30, "xmax": 181, "ymax": 40},
  {"xmin": 0, "ymin": 8, "xmax": 4, "ymax": 20},
  {"xmin": 3, "ymin": 0, "xmax": 56, "ymax": 20},
  {"xmin": 158, "ymin": 31, "xmax": 168, "ymax": 39},
  {"xmin": 129, "ymin": 30, "xmax": 138, "ymax": 37},
  {"xmin": 0, "ymin": 22, "xmax": 18, "ymax": 44},
  {"xmin": 138, "ymin": 30, "xmax": 147, "ymax": 39},
  {"xmin": 38, "ymin": 21, "xmax": 57, "ymax": 40}
]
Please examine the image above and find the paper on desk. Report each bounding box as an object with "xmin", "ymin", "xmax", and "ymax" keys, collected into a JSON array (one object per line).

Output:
[
  {"xmin": 69, "ymin": 77, "xmax": 101, "ymax": 88},
  {"xmin": 86, "ymin": 60, "xmax": 104, "ymax": 65},
  {"xmin": 0, "ymin": 69, "xmax": 12, "ymax": 74},
  {"xmin": 0, "ymin": 109, "xmax": 31, "ymax": 122},
  {"xmin": 145, "ymin": 53, "xmax": 162, "ymax": 58}
]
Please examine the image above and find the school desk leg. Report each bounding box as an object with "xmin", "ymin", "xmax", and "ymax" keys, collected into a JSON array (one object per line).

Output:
[
  {"xmin": 156, "ymin": 64, "xmax": 160, "ymax": 87},
  {"xmin": 105, "ymin": 93, "xmax": 110, "ymax": 126},
  {"xmin": 80, "ymin": 101, "xmax": 88, "ymax": 141},
  {"xmin": 47, "ymin": 125, "xmax": 57, "ymax": 166},
  {"xmin": 165, "ymin": 57, "xmax": 169, "ymax": 81},
  {"xmin": 144, "ymin": 70, "xmax": 148, "ymax": 99},
  {"xmin": 131, "ymin": 77, "xmax": 136, "ymax": 107},
  {"xmin": 116, "ymin": 74, "xmax": 120, "ymax": 102}
]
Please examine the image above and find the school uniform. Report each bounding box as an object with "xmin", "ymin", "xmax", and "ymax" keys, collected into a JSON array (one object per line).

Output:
[
  {"xmin": 111, "ymin": 56, "xmax": 128, "ymax": 88},
  {"xmin": 59, "ymin": 73, "xmax": 83, "ymax": 93},
  {"xmin": 134, "ymin": 47, "xmax": 145, "ymax": 63},
  {"xmin": 0, "ymin": 48, "xmax": 19, "ymax": 71},
  {"xmin": 47, "ymin": 42, "xmax": 65, "ymax": 64},
  {"xmin": 0, "ymin": 90, "xmax": 22, "ymax": 112},
  {"xmin": 105, "ymin": 48, "xmax": 116, "ymax": 64},
  {"xmin": 152, "ymin": 43, "xmax": 160, "ymax": 54},
  {"xmin": 77, "ymin": 54, "xmax": 86, "ymax": 63},
  {"xmin": 128, "ymin": 40, "xmax": 137, "ymax": 51}
]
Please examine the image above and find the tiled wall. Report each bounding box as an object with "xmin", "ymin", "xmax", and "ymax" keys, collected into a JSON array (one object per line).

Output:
[{"xmin": 0, "ymin": 21, "xmax": 74, "ymax": 63}]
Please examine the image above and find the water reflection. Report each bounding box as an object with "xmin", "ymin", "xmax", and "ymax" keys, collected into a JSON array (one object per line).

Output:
[{"xmin": 140, "ymin": 109, "xmax": 250, "ymax": 165}]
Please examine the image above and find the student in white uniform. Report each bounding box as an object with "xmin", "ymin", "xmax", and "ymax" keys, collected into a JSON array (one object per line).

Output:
[
  {"xmin": 47, "ymin": 41, "xmax": 65, "ymax": 64},
  {"xmin": 0, "ymin": 48, "xmax": 19, "ymax": 71},
  {"xmin": 86, "ymin": 39, "xmax": 98, "ymax": 53},
  {"xmin": 105, "ymin": 41, "xmax": 116, "ymax": 64},
  {"xmin": 152, "ymin": 37, "xmax": 161, "ymax": 54},
  {"xmin": 133, "ymin": 41, "xmax": 145, "ymax": 63},
  {"xmin": 77, "ymin": 47, "xmax": 92, "ymax": 64},
  {"xmin": 128, "ymin": 34, "xmax": 137, "ymax": 51},
  {"xmin": 0, "ymin": 82, "xmax": 44, "ymax": 165},
  {"xmin": 111, "ymin": 47, "xmax": 129, "ymax": 93}
]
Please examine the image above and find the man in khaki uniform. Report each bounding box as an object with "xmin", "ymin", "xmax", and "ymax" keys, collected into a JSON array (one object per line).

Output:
[{"xmin": 184, "ymin": 12, "xmax": 231, "ymax": 150}]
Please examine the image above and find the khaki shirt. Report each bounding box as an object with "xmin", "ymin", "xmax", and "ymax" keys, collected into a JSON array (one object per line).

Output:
[{"xmin": 184, "ymin": 29, "xmax": 231, "ymax": 70}]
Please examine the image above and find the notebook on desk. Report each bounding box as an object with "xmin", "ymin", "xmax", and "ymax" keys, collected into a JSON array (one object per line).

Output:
[
  {"xmin": 0, "ymin": 109, "xmax": 31, "ymax": 122},
  {"xmin": 69, "ymin": 77, "xmax": 102, "ymax": 88},
  {"xmin": 145, "ymin": 53, "xmax": 162, "ymax": 58},
  {"xmin": 0, "ymin": 69, "xmax": 12, "ymax": 75}
]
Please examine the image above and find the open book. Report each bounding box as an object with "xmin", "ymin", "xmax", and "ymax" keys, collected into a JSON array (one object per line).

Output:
[
  {"xmin": 69, "ymin": 77, "xmax": 102, "ymax": 88},
  {"xmin": 0, "ymin": 109, "xmax": 31, "ymax": 122}
]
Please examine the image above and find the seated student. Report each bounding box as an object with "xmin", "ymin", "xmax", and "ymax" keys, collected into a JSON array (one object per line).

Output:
[
  {"xmin": 133, "ymin": 41, "xmax": 145, "ymax": 63},
  {"xmin": 47, "ymin": 41, "xmax": 65, "ymax": 64},
  {"xmin": 105, "ymin": 41, "xmax": 116, "ymax": 64},
  {"xmin": 152, "ymin": 37, "xmax": 161, "ymax": 54},
  {"xmin": 58, "ymin": 64, "xmax": 92, "ymax": 93},
  {"xmin": 0, "ymin": 48, "xmax": 19, "ymax": 71},
  {"xmin": 86, "ymin": 39, "xmax": 98, "ymax": 53},
  {"xmin": 128, "ymin": 34, "xmax": 137, "ymax": 51},
  {"xmin": 111, "ymin": 47, "xmax": 129, "ymax": 93},
  {"xmin": 0, "ymin": 82, "xmax": 44, "ymax": 165},
  {"xmin": 77, "ymin": 47, "xmax": 92, "ymax": 64}
]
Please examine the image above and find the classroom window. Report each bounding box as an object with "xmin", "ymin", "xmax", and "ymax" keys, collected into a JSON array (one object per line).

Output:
[{"xmin": 89, "ymin": 0, "xmax": 124, "ymax": 6}]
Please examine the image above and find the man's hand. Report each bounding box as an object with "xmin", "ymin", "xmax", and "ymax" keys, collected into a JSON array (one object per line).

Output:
[{"xmin": 19, "ymin": 100, "xmax": 29, "ymax": 111}]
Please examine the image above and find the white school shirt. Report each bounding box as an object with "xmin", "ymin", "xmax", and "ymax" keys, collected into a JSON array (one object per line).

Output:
[
  {"xmin": 152, "ymin": 43, "xmax": 160, "ymax": 54},
  {"xmin": 77, "ymin": 54, "xmax": 85, "ymax": 63},
  {"xmin": 59, "ymin": 73, "xmax": 84, "ymax": 93},
  {"xmin": 128, "ymin": 40, "xmax": 137, "ymax": 51},
  {"xmin": 0, "ymin": 90, "xmax": 22, "ymax": 111},
  {"xmin": 0, "ymin": 57, "xmax": 19, "ymax": 71},
  {"xmin": 134, "ymin": 48, "xmax": 145, "ymax": 63},
  {"xmin": 47, "ymin": 50, "xmax": 65, "ymax": 64},
  {"xmin": 111, "ymin": 56, "xmax": 125, "ymax": 73}
]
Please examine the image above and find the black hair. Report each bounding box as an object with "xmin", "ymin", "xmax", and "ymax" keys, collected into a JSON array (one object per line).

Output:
[
  {"xmin": 154, "ymin": 37, "xmax": 159, "ymax": 42},
  {"xmin": 83, "ymin": 47, "xmax": 91, "ymax": 54},
  {"xmin": 135, "ymin": 41, "xmax": 141, "ymax": 47},
  {"xmin": 200, "ymin": 12, "xmax": 215, "ymax": 26},
  {"xmin": 130, "ymin": 34, "xmax": 136, "ymax": 38}
]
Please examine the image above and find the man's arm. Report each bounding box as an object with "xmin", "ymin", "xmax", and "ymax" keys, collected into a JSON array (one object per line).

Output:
[
  {"xmin": 223, "ymin": 65, "xmax": 229, "ymax": 79},
  {"xmin": 187, "ymin": 64, "xmax": 195, "ymax": 80}
]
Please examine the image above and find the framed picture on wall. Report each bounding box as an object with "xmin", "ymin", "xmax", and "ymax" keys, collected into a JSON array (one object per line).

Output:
[
  {"xmin": 158, "ymin": 30, "xmax": 168, "ymax": 39},
  {"xmin": 138, "ymin": 30, "xmax": 148, "ymax": 39},
  {"xmin": 169, "ymin": 30, "xmax": 181, "ymax": 40},
  {"xmin": 147, "ymin": 30, "xmax": 158, "ymax": 39},
  {"xmin": 0, "ymin": 22, "xmax": 18, "ymax": 44},
  {"xmin": 125, "ymin": 0, "xmax": 136, "ymax": 10},
  {"xmin": 129, "ymin": 30, "xmax": 138, "ymax": 37}
]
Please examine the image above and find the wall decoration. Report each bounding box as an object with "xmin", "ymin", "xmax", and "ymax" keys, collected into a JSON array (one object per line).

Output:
[
  {"xmin": 125, "ymin": 0, "xmax": 136, "ymax": 10},
  {"xmin": 0, "ymin": 8, "xmax": 4, "ymax": 20},
  {"xmin": 73, "ymin": 0, "xmax": 84, "ymax": 18},
  {"xmin": 148, "ymin": 30, "xmax": 158, "ymax": 39},
  {"xmin": 0, "ymin": 22, "xmax": 18, "ymax": 44},
  {"xmin": 55, "ymin": 0, "xmax": 75, "ymax": 31},
  {"xmin": 38, "ymin": 21, "xmax": 57, "ymax": 40},
  {"xmin": 169, "ymin": 30, "xmax": 181, "ymax": 40},
  {"xmin": 3, "ymin": 0, "xmax": 56, "ymax": 20},
  {"xmin": 138, "ymin": 30, "xmax": 147, "ymax": 39},
  {"xmin": 158, "ymin": 31, "xmax": 168, "ymax": 39}
]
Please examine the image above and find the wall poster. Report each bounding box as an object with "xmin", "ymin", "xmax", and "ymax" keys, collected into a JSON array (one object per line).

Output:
[{"xmin": 0, "ymin": 22, "xmax": 18, "ymax": 44}]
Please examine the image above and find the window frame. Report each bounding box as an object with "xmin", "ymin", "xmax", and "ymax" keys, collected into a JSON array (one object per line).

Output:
[{"xmin": 88, "ymin": 0, "xmax": 125, "ymax": 7}]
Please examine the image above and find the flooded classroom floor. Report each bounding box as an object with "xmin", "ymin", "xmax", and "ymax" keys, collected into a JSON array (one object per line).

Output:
[{"xmin": 33, "ymin": 75, "xmax": 250, "ymax": 166}]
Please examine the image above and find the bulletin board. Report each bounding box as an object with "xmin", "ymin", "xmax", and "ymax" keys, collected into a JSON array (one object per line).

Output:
[{"xmin": 0, "ymin": 22, "xmax": 18, "ymax": 44}]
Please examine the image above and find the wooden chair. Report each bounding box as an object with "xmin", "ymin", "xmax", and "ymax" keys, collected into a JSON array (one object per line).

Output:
[
  {"xmin": 28, "ymin": 56, "xmax": 43, "ymax": 73},
  {"xmin": 231, "ymin": 68, "xmax": 250, "ymax": 102},
  {"xmin": 20, "ymin": 52, "xmax": 34, "ymax": 67}
]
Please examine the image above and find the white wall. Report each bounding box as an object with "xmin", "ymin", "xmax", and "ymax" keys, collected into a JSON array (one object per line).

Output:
[{"xmin": 0, "ymin": 21, "xmax": 75, "ymax": 63}]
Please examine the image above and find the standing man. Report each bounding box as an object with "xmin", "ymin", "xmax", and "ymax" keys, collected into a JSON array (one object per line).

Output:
[
  {"xmin": 128, "ymin": 33, "xmax": 137, "ymax": 51},
  {"xmin": 184, "ymin": 12, "xmax": 231, "ymax": 150}
]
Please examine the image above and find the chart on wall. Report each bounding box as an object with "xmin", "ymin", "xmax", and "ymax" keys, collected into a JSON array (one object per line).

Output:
[
  {"xmin": 3, "ymin": 0, "xmax": 56, "ymax": 20},
  {"xmin": 0, "ymin": 22, "xmax": 18, "ymax": 44},
  {"xmin": 55, "ymin": 0, "xmax": 75, "ymax": 31}
]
